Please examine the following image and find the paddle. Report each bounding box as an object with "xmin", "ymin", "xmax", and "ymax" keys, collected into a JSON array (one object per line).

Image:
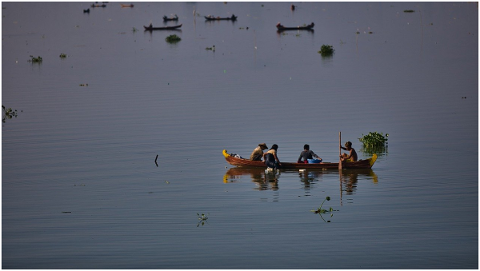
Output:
[{"xmin": 338, "ymin": 131, "xmax": 342, "ymax": 169}]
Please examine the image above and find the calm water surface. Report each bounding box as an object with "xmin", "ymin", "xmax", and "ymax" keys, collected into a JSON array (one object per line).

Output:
[{"xmin": 2, "ymin": 2, "xmax": 478, "ymax": 269}]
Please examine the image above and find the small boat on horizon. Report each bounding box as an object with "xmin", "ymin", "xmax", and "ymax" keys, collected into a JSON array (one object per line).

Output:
[
  {"xmin": 163, "ymin": 14, "xmax": 179, "ymax": 21},
  {"xmin": 205, "ymin": 14, "xmax": 237, "ymax": 21},
  {"xmin": 144, "ymin": 23, "xmax": 182, "ymax": 31},
  {"xmin": 276, "ymin": 22, "xmax": 314, "ymax": 31}
]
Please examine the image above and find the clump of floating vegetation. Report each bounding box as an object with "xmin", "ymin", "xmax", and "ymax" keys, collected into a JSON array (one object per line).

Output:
[
  {"xmin": 197, "ymin": 213, "xmax": 208, "ymax": 227},
  {"xmin": 132, "ymin": 27, "xmax": 138, "ymax": 32},
  {"xmin": 358, "ymin": 131, "xmax": 388, "ymax": 155},
  {"xmin": 205, "ymin": 45, "xmax": 215, "ymax": 51},
  {"xmin": 28, "ymin": 55, "xmax": 43, "ymax": 63},
  {"xmin": 59, "ymin": 53, "xmax": 67, "ymax": 58},
  {"xmin": 3, "ymin": 105, "xmax": 19, "ymax": 123},
  {"xmin": 165, "ymin": 34, "xmax": 181, "ymax": 43},
  {"xmin": 404, "ymin": 10, "xmax": 415, "ymax": 13},
  {"xmin": 318, "ymin": 44, "xmax": 334, "ymax": 57}
]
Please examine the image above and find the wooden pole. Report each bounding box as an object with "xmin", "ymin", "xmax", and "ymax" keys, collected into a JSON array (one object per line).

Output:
[{"xmin": 339, "ymin": 131, "xmax": 342, "ymax": 169}]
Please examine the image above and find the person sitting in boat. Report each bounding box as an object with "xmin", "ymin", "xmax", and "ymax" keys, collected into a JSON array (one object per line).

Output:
[
  {"xmin": 250, "ymin": 143, "xmax": 268, "ymax": 161},
  {"xmin": 263, "ymin": 144, "xmax": 281, "ymax": 169},
  {"xmin": 340, "ymin": 141, "xmax": 358, "ymax": 162},
  {"xmin": 297, "ymin": 144, "xmax": 322, "ymax": 163},
  {"xmin": 276, "ymin": 22, "xmax": 284, "ymax": 28}
]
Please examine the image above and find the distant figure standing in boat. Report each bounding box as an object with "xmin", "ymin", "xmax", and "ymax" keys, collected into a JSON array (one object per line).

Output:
[
  {"xmin": 250, "ymin": 143, "xmax": 268, "ymax": 161},
  {"xmin": 297, "ymin": 144, "xmax": 322, "ymax": 163},
  {"xmin": 340, "ymin": 141, "xmax": 358, "ymax": 162},
  {"xmin": 263, "ymin": 144, "xmax": 281, "ymax": 169}
]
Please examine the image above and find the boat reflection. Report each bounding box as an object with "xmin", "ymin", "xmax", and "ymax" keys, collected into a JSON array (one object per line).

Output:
[
  {"xmin": 223, "ymin": 167, "xmax": 279, "ymax": 190},
  {"xmin": 339, "ymin": 168, "xmax": 378, "ymax": 206},
  {"xmin": 223, "ymin": 167, "xmax": 378, "ymax": 194}
]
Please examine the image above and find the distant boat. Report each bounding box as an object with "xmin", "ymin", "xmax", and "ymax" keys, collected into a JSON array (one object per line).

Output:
[
  {"xmin": 120, "ymin": 4, "xmax": 134, "ymax": 8},
  {"xmin": 83, "ymin": 8, "xmax": 90, "ymax": 13},
  {"xmin": 276, "ymin": 22, "xmax": 314, "ymax": 31},
  {"xmin": 144, "ymin": 23, "xmax": 182, "ymax": 31},
  {"xmin": 163, "ymin": 14, "xmax": 179, "ymax": 21},
  {"xmin": 91, "ymin": 3, "xmax": 106, "ymax": 8},
  {"xmin": 205, "ymin": 14, "xmax": 237, "ymax": 21}
]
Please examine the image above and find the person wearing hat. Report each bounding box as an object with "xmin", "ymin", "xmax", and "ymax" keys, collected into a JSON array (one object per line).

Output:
[{"xmin": 250, "ymin": 143, "xmax": 268, "ymax": 161}]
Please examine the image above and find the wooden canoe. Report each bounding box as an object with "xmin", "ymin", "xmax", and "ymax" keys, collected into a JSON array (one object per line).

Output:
[
  {"xmin": 222, "ymin": 149, "xmax": 377, "ymax": 170},
  {"xmin": 205, "ymin": 15, "xmax": 237, "ymax": 21},
  {"xmin": 144, "ymin": 24, "xmax": 182, "ymax": 31},
  {"xmin": 121, "ymin": 4, "xmax": 134, "ymax": 8},
  {"xmin": 163, "ymin": 15, "xmax": 179, "ymax": 21},
  {"xmin": 276, "ymin": 22, "xmax": 314, "ymax": 31}
]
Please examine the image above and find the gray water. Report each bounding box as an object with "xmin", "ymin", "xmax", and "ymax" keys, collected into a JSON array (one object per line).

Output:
[{"xmin": 2, "ymin": 2, "xmax": 478, "ymax": 269}]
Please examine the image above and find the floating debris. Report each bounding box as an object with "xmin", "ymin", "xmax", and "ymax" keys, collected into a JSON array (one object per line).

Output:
[
  {"xmin": 28, "ymin": 55, "xmax": 42, "ymax": 63},
  {"xmin": 197, "ymin": 213, "xmax": 209, "ymax": 227},
  {"xmin": 79, "ymin": 83, "xmax": 88, "ymax": 87},
  {"xmin": 2, "ymin": 105, "xmax": 19, "ymax": 123},
  {"xmin": 206, "ymin": 45, "xmax": 215, "ymax": 51},
  {"xmin": 404, "ymin": 10, "xmax": 415, "ymax": 13},
  {"xmin": 165, "ymin": 34, "xmax": 181, "ymax": 43},
  {"xmin": 59, "ymin": 53, "xmax": 67, "ymax": 58},
  {"xmin": 318, "ymin": 44, "xmax": 334, "ymax": 57}
]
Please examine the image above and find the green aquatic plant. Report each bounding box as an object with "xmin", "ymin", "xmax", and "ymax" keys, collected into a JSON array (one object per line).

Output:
[
  {"xmin": 359, "ymin": 132, "xmax": 388, "ymax": 149},
  {"xmin": 165, "ymin": 34, "xmax": 181, "ymax": 43},
  {"xmin": 312, "ymin": 196, "xmax": 333, "ymax": 214},
  {"xmin": 359, "ymin": 132, "xmax": 388, "ymax": 155},
  {"xmin": 59, "ymin": 53, "xmax": 67, "ymax": 58},
  {"xmin": 318, "ymin": 44, "xmax": 334, "ymax": 57},
  {"xmin": 311, "ymin": 196, "xmax": 337, "ymax": 222},
  {"xmin": 197, "ymin": 213, "xmax": 209, "ymax": 227},
  {"xmin": 2, "ymin": 105, "xmax": 19, "ymax": 123},
  {"xmin": 28, "ymin": 55, "xmax": 43, "ymax": 63}
]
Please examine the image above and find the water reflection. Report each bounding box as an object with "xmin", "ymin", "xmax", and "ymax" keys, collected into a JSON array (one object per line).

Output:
[
  {"xmin": 276, "ymin": 29, "xmax": 314, "ymax": 37},
  {"xmin": 224, "ymin": 167, "xmax": 378, "ymax": 196},
  {"xmin": 224, "ymin": 167, "xmax": 279, "ymax": 190},
  {"xmin": 297, "ymin": 169, "xmax": 323, "ymax": 190},
  {"xmin": 339, "ymin": 169, "xmax": 378, "ymax": 204}
]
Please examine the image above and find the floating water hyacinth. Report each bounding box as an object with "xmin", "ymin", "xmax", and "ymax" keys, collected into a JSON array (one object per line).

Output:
[
  {"xmin": 165, "ymin": 34, "xmax": 181, "ymax": 43},
  {"xmin": 28, "ymin": 55, "xmax": 43, "ymax": 63},
  {"xmin": 359, "ymin": 132, "xmax": 388, "ymax": 148},
  {"xmin": 318, "ymin": 44, "xmax": 334, "ymax": 57},
  {"xmin": 359, "ymin": 132, "xmax": 388, "ymax": 156}
]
